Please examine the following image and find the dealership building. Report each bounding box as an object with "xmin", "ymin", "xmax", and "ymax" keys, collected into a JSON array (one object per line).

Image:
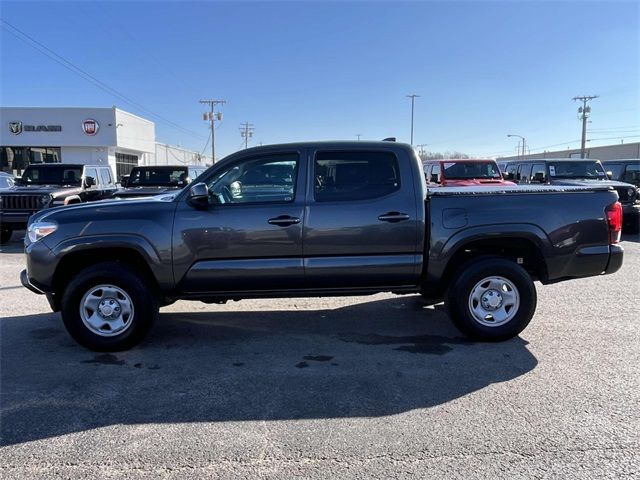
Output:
[{"xmin": 0, "ymin": 107, "xmax": 210, "ymax": 179}]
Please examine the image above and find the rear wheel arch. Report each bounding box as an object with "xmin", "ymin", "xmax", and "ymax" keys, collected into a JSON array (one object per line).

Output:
[{"xmin": 442, "ymin": 236, "xmax": 547, "ymax": 283}]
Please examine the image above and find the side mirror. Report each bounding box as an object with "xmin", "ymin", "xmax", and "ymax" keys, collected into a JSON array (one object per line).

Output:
[
  {"xmin": 84, "ymin": 176, "xmax": 95, "ymax": 188},
  {"xmin": 120, "ymin": 176, "xmax": 129, "ymax": 187},
  {"xmin": 606, "ymin": 171, "xmax": 613, "ymax": 180},
  {"xmin": 430, "ymin": 174, "xmax": 439, "ymax": 183},
  {"xmin": 533, "ymin": 172, "xmax": 545, "ymax": 183},
  {"xmin": 187, "ymin": 182, "xmax": 210, "ymax": 209}
]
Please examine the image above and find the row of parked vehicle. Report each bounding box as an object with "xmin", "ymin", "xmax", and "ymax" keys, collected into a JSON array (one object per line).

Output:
[
  {"xmin": 0, "ymin": 163, "xmax": 206, "ymax": 244},
  {"xmin": 423, "ymin": 157, "xmax": 640, "ymax": 231}
]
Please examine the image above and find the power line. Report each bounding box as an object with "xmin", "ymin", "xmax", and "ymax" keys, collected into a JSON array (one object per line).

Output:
[
  {"xmin": 0, "ymin": 18, "xmax": 203, "ymax": 140},
  {"xmin": 200, "ymin": 129, "xmax": 212, "ymax": 156}
]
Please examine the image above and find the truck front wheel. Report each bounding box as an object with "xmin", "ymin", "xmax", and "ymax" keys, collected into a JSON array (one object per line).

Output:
[
  {"xmin": 446, "ymin": 257, "xmax": 536, "ymax": 341},
  {"xmin": 61, "ymin": 262, "xmax": 159, "ymax": 351}
]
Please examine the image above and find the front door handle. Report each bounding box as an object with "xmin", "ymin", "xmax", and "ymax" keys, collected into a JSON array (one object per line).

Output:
[
  {"xmin": 378, "ymin": 212, "xmax": 410, "ymax": 223},
  {"xmin": 268, "ymin": 215, "xmax": 301, "ymax": 227}
]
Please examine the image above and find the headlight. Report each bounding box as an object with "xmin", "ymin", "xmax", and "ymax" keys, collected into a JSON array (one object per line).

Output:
[
  {"xmin": 628, "ymin": 188, "xmax": 636, "ymax": 197},
  {"xmin": 27, "ymin": 221, "xmax": 57, "ymax": 243},
  {"xmin": 40, "ymin": 194, "xmax": 51, "ymax": 206}
]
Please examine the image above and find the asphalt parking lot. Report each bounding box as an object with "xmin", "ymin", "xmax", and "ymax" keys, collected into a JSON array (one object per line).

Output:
[{"xmin": 1, "ymin": 232, "xmax": 639, "ymax": 479}]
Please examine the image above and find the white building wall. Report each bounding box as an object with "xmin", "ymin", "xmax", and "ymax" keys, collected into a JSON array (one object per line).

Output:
[
  {"xmin": 114, "ymin": 109, "xmax": 155, "ymax": 153},
  {"xmin": 498, "ymin": 142, "xmax": 640, "ymax": 161}
]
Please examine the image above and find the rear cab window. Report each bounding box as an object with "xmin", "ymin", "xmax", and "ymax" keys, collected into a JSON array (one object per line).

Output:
[{"xmin": 314, "ymin": 150, "xmax": 401, "ymax": 202}]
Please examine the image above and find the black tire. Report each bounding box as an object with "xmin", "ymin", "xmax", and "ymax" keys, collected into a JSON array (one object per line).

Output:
[
  {"xmin": 0, "ymin": 227, "xmax": 13, "ymax": 245},
  {"xmin": 61, "ymin": 262, "xmax": 159, "ymax": 351},
  {"xmin": 445, "ymin": 256, "xmax": 536, "ymax": 341}
]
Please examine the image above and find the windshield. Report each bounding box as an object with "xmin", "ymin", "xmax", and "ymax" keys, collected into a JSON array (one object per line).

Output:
[
  {"xmin": 442, "ymin": 161, "xmax": 502, "ymax": 180},
  {"xmin": 127, "ymin": 167, "xmax": 189, "ymax": 187},
  {"xmin": 20, "ymin": 166, "xmax": 82, "ymax": 185},
  {"xmin": 548, "ymin": 161, "xmax": 607, "ymax": 179}
]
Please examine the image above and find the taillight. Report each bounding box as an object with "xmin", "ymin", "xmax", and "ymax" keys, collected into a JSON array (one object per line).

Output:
[{"xmin": 606, "ymin": 201, "xmax": 622, "ymax": 244}]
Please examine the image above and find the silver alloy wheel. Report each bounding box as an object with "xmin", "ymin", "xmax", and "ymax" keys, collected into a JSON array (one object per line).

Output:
[
  {"xmin": 79, "ymin": 284, "xmax": 135, "ymax": 337},
  {"xmin": 468, "ymin": 276, "xmax": 520, "ymax": 327}
]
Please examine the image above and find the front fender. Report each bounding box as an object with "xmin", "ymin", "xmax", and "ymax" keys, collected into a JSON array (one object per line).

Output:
[{"xmin": 47, "ymin": 234, "xmax": 173, "ymax": 290}]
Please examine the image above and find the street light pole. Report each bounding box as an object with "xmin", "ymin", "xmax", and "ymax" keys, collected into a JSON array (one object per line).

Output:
[
  {"xmin": 406, "ymin": 94, "xmax": 419, "ymax": 145},
  {"xmin": 507, "ymin": 134, "xmax": 526, "ymax": 161}
]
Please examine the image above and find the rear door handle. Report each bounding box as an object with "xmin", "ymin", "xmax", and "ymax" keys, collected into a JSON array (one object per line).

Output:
[
  {"xmin": 268, "ymin": 215, "xmax": 301, "ymax": 227},
  {"xmin": 378, "ymin": 212, "xmax": 410, "ymax": 223}
]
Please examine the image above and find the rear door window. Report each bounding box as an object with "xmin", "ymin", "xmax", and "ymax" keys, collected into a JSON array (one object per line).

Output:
[
  {"xmin": 314, "ymin": 151, "xmax": 400, "ymax": 202},
  {"xmin": 85, "ymin": 168, "xmax": 98, "ymax": 186},
  {"xmin": 99, "ymin": 168, "xmax": 113, "ymax": 186},
  {"xmin": 530, "ymin": 164, "xmax": 546, "ymax": 182},
  {"xmin": 430, "ymin": 164, "xmax": 441, "ymax": 184},
  {"xmin": 517, "ymin": 164, "xmax": 532, "ymax": 182}
]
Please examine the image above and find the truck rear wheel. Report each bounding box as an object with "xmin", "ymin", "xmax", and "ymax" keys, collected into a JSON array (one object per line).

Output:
[
  {"xmin": 446, "ymin": 257, "xmax": 536, "ymax": 341},
  {"xmin": 61, "ymin": 262, "xmax": 158, "ymax": 351}
]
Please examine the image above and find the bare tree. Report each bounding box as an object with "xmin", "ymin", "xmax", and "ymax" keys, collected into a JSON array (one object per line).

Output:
[{"xmin": 418, "ymin": 151, "xmax": 471, "ymax": 161}]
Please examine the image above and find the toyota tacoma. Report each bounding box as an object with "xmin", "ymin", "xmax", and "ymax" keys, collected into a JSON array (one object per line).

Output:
[{"xmin": 21, "ymin": 141, "xmax": 624, "ymax": 350}]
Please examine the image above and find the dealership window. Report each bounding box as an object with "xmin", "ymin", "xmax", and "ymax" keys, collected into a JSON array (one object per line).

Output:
[
  {"xmin": 115, "ymin": 153, "xmax": 139, "ymax": 179},
  {"xmin": 0, "ymin": 146, "xmax": 61, "ymax": 174}
]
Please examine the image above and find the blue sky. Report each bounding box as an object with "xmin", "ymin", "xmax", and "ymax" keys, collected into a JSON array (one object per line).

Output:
[{"xmin": 1, "ymin": 0, "xmax": 638, "ymax": 159}]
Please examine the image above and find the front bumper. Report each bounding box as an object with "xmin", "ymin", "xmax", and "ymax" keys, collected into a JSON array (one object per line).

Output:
[
  {"xmin": 0, "ymin": 211, "xmax": 33, "ymax": 229},
  {"xmin": 20, "ymin": 268, "xmax": 45, "ymax": 294}
]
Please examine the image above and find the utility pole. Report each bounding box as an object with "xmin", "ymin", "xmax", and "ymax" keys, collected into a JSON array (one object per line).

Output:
[
  {"xmin": 239, "ymin": 122, "xmax": 255, "ymax": 149},
  {"xmin": 199, "ymin": 99, "xmax": 226, "ymax": 162},
  {"xmin": 507, "ymin": 134, "xmax": 526, "ymax": 161},
  {"xmin": 573, "ymin": 95, "xmax": 598, "ymax": 158},
  {"xmin": 356, "ymin": 134, "xmax": 362, "ymax": 141},
  {"xmin": 406, "ymin": 94, "xmax": 419, "ymax": 145}
]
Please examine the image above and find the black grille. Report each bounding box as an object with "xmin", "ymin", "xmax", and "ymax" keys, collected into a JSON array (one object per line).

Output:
[{"xmin": 0, "ymin": 194, "xmax": 41, "ymax": 211}]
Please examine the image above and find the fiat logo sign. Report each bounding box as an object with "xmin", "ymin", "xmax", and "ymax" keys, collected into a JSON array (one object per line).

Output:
[{"xmin": 82, "ymin": 119, "xmax": 99, "ymax": 136}]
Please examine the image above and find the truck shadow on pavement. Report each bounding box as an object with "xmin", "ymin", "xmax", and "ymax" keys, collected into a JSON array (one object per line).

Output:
[{"xmin": 1, "ymin": 296, "xmax": 537, "ymax": 446}]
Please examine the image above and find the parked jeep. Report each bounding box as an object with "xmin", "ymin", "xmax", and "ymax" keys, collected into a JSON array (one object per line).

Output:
[
  {"xmin": 503, "ymin": 158, "xmax": 639, "ymax": 231},
  {"xmin": 424, "ymin": 159, "xmax": 516, "ymax": 187},
  {"xmin": 113, "ymin": 165, "xmax": 206, "ymax": 199},
  {"xmin": 601, "ymin": 159, "xmax": 640, "ymax": 188},
  {"xmin": 0, "ymin": 163, "xmax": 116, "ymax": 244}
]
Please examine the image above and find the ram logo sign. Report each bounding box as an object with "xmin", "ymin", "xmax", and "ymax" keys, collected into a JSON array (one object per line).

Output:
[
  {"xmin": 8, "ymin": 122, "xmax": 62, "ymax": 134},
  {"xmin": 8, "ymin": 122, "xmax": 22, "ymax": 135}
]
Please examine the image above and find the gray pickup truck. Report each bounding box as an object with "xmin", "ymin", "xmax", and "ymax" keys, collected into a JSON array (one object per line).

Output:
[{"xmin": 21, "ymin": 141, "xmax": 624, "ymax": 351}]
